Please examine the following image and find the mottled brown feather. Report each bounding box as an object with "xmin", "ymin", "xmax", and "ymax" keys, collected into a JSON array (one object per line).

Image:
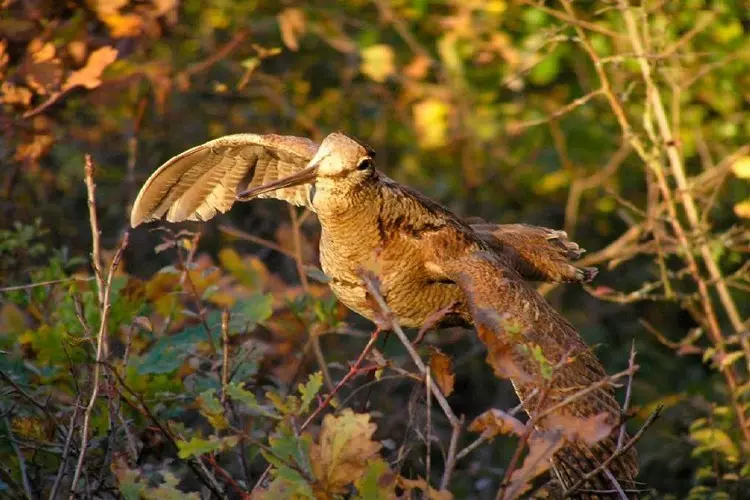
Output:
[
  {"xmin": 130, "ymin": 134, "xmax": 318, "ymax": 227},
  {"xmin": 130, "ymin": 133, "xmax": 638, "ymax": 493}
]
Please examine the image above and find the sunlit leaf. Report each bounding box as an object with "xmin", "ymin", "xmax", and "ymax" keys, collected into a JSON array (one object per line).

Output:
[
  {"xmin": 361, "ymin": 44, "xmax": 395, "ymax": 83},
  {"xmin": 176, "ymin": 435, "xmax": 238, "ymax": 459},
  {"xmin": 428, "ymin": 347, "xmax": 455, "ymax": 397},
  {"xmin": 298, "ymin": 371, "xmax": 323, "ymax": 415},
  {"xmin": 310, "ymin": 409, "xmax": 382, "ymax": 495},
  {"xmin": 468, "ymin": 408, "xmax": 525, "ymax": 439}
]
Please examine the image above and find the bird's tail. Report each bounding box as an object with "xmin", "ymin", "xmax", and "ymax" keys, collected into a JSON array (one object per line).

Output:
[{"xmin": 552, "ymin": 431, "xmax": 638, "ymax": 499}]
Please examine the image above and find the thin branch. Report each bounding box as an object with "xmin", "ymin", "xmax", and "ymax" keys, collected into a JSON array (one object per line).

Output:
[
  {"xmin": 2, "ymin": 408, "xmax": 33, "ymax": 499},
  {"xmin": 70, "ymin": 157, "xmax": 130, "ymax": 495},
  {"xmin": 617, "ymin": 0, "xmax": 750, "ymax": 375},
  {"xmin": 0, "ymin": 276, "xmax": 95, "ymax": 293},
  {"xmin": 49, "ymin": 399, "xmax": 81, "ymax": 500},
  {"xmin": 359, "ymin": 273, "xmax": 461, "ymax": 491},
  {"xmin": 562, "ymin": 406, "xmax": 663, "ymax": 498}
]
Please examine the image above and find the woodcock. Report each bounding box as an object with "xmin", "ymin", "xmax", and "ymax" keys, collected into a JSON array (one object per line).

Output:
[{"xmin": 131, "ymin": 132, "xmax": 638, "ymax": 496}]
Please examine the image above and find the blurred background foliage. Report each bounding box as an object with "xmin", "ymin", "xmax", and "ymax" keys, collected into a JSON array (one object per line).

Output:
[{"xmin": 1, "ymin": 0, "xmax": 749, "ymax": 498}]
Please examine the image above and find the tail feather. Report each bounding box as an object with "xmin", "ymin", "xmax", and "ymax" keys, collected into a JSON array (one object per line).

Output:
[{"xmin": 553, "ymin": 432, "xmax": 638, "ymax": 499}]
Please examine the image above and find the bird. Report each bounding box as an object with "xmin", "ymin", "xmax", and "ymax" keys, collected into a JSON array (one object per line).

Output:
[{"xmin": 130, "ymin": 132, "xmax": 638, "ymax": 496}]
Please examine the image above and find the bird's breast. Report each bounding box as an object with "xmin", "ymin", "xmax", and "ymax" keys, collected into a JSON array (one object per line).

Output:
[{"xmin": 318, "ymin": 216, "xmax": 467, "ymax": 329}]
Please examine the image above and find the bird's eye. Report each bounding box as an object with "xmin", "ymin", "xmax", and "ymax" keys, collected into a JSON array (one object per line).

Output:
[{"xmin": 357, "ymin": 157, "xmax": 373, "ymax": 171}]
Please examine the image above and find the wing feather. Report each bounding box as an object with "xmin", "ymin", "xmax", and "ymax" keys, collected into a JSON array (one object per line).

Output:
[{"xmin": 130, "ymin": 134, "xmax": 318, "ymax": 227}]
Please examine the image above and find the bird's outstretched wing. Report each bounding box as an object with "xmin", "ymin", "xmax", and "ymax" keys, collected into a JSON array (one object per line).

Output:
[
  {"xmin": 423, "ymin": 246, "xmax": 637, "ymax": 493},
  {"xmin": 130, "ymin": 134, "xmax": 318, "ymax": 227},
  {"xmin": 470, "ymin": 222, "xmax": 597, "ymax": 283}
]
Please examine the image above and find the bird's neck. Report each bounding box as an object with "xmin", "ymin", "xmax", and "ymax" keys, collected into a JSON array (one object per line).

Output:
[{"xmin": 312, "ymin": 175, "xmax": 381, "ymax": 223}]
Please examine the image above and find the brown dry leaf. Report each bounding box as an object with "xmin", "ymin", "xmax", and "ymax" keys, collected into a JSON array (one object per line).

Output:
[
  {"xmin": 0, "ymin": 39, "xmax": 9, "ymax": 77},
  {"xmin": 24, "ymin": 40, "xmax": 63, "ymax": 95},
  {"xmin": 278, "ymin": 8, "xmax": 306, "ymax": 52},
  {"xmin": 428, "ymin": 347, "xmax": 455, "ymax": 397},
  {"xmin": 361, "ymin": 44, "xmax": 395, "ymax": 83},
  {"xmin": 67, "ymin": 41, "xmax": 88, "ymax": 65},
  {"xmin": 1, "ymin": 82, "xmax": 33, "ymax": 106},
  {"xmin": 468, "ymin": 409, "xmax": 526, "ymax": 439},
  {"xmin": 404, "ymin": 54, "xmax": 431, "ymax": 80},
  {"xmin": 310, "ymin": 409, "xmax": 382, "ymax": 495},
  {"xmin": 14, "ymin": 132, "xmax": 54, "ymax": 163},
  {"xmin": 544, "ymin": 412, "xmax": 614, "ymax": 446},
  {"xmin": 397, "ymin": 476, "xmax": 453, "ymax": 500},
  {"xmin": 63, "ymin": 46, "xmax": 119, "ymax": 91},
  {"xmin": 505, "ymin": 430, "xmax": 564, "ymax": 499},
  {"xmin": 474, "ymin": 313, "xmax": 533, "ymax": 385}
]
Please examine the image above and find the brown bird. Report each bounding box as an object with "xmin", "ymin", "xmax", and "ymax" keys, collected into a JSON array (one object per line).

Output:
[{"xmin": 131, "ymin": 132, "xmax": 637, "ymax": 495}]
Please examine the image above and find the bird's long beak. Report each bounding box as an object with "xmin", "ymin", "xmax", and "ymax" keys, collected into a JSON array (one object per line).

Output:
[{"xmin": 236, "ymin": 163, "xmax": 319, "ymax": 200}]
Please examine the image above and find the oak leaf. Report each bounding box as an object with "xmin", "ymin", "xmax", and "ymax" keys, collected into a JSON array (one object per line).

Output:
[
  {"xmin": 544, "ymin": 412, "xmax": 614, "ymax": 446},
  {"xmin": 310, "ymin": 409, "xmax": 381, "ymax": 495},
  {"xmin": 505, "ymin": 430, "xmax": 564, "ymax": 499},
  {"xmin": 63, "ymin": 46, "xmax": 119, "ymax": 91},
  {"xmin": 397, "ymin": 476, "xmax": 453, "ymax": 500},
  {"xmin": 468, "ymin": 408, "xmax": 526, "ymax": 439},
  {"xmin": 428, "ymin": 346, "xmax": 455, "ymax": 397}
]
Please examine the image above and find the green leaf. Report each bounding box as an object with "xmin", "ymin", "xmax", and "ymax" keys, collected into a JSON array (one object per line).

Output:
[
  {"xmin": 136, "ymin": 326, "xmax": 205, "ymax": 375},
  {"xmin": 197, "ymin": 389, "xmax": 229, "ymax": 430},
  {"xmin": 176, "ymin": 435, "xmax": 239, "ymax": 459},
  {"xmin": 117, "ymin": 469, "xmax": 146, "ymax": 500},
  {"xmin": 354, "ymin": 459, "xmax": 395, "ymax": 500},
  {"xmin": 225, "ymin": 382, "xmax": 279, "ymax": 418},
  {"xmin": 298, "ymin": 371, "xmax": 323, "ymax": 415},
  {"xmin": 690, "ymin": 428, "xmax": 739, "ymax": 462},
  {"xmin": 231, "ymin": 293, "xmax": 274, "ymax": 331}
]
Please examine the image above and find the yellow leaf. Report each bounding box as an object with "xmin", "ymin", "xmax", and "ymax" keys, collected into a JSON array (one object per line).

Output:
[
  {"xmin": 428, "ymin": 347, "xmax": 455, "ymax": 397},
  {"xmin": 691, "ymin": 428, "xmax": 739, "ymax": 462},
  {"xmin": 734, "ymin": 199, "xmax": 750, "ymax": 219},
  {"xmin": 361, "ymin": 44, "xmax": 394, "ymax": 83},
  {"xmin": 63, "ymin": 46, "xmax": 118, "ymax": 91},
  {"xmin": 310, "ymin": 409, "xmax": 381, "ymax": 495},
  {"xmin": 535, "ymin": 169, "xmax": 570, "ymax": 194},
  {"xmin": 413, "ymin": 98, "xmax": 450, "ymax": 149},
  {"xmin": 101, "ymin": 13, "xmax": 143, "ymax": 38},
  {"xmin": 731, "ymin": 156, "xmax": 750, "ymax": 178}
]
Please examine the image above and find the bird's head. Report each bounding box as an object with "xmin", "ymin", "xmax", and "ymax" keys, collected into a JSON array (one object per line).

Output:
[{"xmin": 236, "ymin": 132, "xmax": 376, "ymax": 202}]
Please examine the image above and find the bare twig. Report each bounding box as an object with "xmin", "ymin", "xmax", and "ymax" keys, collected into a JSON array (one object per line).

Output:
[
  {"xmin": 618, "ymin": 342, "xmax": 637, "ymax": 449},
  {"xmin": 562, "ymin": 406, "xmax": 663, "ymax": 498},
  {"xmin": 70, "ymin": 157, "xmax": 131, "ymax": 496},
  {"xmin": 0, "ymin": 276, "xmax": 95, "ymax": 293},
  {"xmin": 49, "ymin": 398, "xmax": 81, "ymax": 500},
  {"xmin": 2, "ymin": 408, "xmax": 33, "ymax": 499},
  {"xmin": 617, "ymin": 0, "xmax": 750, "ymax": 375},
  {"xmin": 289, "ymin": 206, "xmax": 334, "ymax": 393},
  {"xmin": 359, "ymin": 273, "xmax": 461, "ymax": 491}
]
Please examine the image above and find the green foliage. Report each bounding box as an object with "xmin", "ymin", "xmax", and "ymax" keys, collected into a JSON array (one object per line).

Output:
[{"xmin": 0, "ymin": 0, "xmax": 748, "ymax": 497}]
